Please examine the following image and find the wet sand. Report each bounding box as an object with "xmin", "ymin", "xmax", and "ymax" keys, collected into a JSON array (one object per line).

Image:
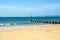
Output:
[{"xmin": 0, "ymin": 26, "xmax": 60, "ymax": 40}]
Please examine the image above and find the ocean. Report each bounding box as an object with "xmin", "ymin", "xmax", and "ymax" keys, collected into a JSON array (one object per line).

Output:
[{"xmin": 0, "ymin": 17, "xmax": 60, "ymax": 28}]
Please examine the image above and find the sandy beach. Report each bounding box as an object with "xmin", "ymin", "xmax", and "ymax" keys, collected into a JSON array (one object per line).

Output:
[{"xmin": 0, "ymin": 25, "xmax": 60, "ymax": 40}]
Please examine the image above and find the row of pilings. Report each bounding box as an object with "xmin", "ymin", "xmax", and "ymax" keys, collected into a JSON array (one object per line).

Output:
[
  {"xmin": 30, "ymin": 16, "xmax": 60, "ymax": 24},
  {"xmin": 31, "ymin": 21, "xmax": 60, "ymax": 24}
]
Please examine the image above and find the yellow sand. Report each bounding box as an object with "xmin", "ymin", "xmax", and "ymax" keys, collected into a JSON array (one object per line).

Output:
[{"xmin": 0, "ymin": 26, "xmax": 60, "ymax": 40}]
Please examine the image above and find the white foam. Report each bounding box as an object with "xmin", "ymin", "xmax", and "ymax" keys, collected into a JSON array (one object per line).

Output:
[
  {"xmin": 5, "ymin": 23, "xmax": 10, "ymax": 25},
  {"xmin": 0, "ymin": 24, "xmax": 4, "ymax": 26}
]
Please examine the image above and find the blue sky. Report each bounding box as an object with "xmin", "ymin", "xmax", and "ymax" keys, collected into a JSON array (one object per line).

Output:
[{"xmin": 0, "ymin": 0, "xmax": 60, "ymax": 17}]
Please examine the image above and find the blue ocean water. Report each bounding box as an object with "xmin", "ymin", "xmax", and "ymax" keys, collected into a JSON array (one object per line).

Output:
[{"xmin": 0, "ymin": 17, "xmax": 60, "ymax": 27}]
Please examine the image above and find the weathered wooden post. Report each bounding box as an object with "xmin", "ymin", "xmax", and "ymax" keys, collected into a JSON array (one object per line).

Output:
[
  {"xmin": 31, "ymin": 15, "xmax": 32, "ymax": 24},
  {"xmin": 58, "ymin": 21, "xmax": 60, "ymax": 24}
]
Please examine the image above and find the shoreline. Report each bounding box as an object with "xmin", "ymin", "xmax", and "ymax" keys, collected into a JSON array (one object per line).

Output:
[{"xmin": 0, "ymin": 24, "xmax": 60, "ymax": 29}]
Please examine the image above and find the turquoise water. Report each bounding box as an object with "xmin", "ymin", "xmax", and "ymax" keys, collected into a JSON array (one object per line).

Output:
[{"xmin": 0, "ymin": 17, "xmax": 60, "ymax": 26}]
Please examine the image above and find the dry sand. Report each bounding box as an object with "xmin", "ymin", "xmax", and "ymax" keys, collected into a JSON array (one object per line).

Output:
[{"xmin": 0, "ymin": 26, "xmax": 60, "ymax": 40}]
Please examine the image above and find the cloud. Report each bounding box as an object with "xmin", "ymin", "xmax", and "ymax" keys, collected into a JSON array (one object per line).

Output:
[
  {"xmin": 0, "ymin": 3, "xmax": 60, "ymax": 12},
  {"xmin": 0, "ymin": 5, "xmax": 40, "ymax": 12},
  {"xmin": 0, "ymin": 3, "xmax": 60, "ymax": 16}
]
